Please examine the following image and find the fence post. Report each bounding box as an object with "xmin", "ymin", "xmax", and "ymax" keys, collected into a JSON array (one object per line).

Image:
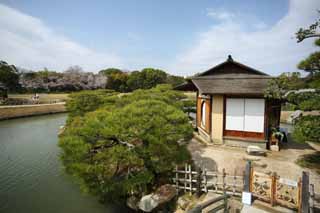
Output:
[
  {"xmin": 184, "ymin": 164, "xmax": 187, "ymax": 192},
  {"xmin": 300, "ymin": 171, "xmax": 310, "ymax": 213},
  {"xmin": 244, "ymin": 161, "xmax": 251, "ymax": 192},
  {"xmin": 175, "ymin": 165, "xmax": 179, "ymax": 195},
  {"xmin": 196, "ymin": 166, "xmax": 202, "ymax": 197},
  {"xmin": 203, "ymin": 165, "xmax": 207, "ymax": 193},
  {"xmin": 270, "ymin": 172, "xmax": 277, "ymax": 206},
  {"xmin": 222, "ymin": 168, "xmax": 226, "ymax": 192},
  {"xmin": 189, "ymin": 164, "xmax": 192, "ymax": 194},
  {"xmin": 223, "ymin": 190, "xmax": 228, "ymax": 213},
  {"xmin": 309, "ymin": 184, "xmax": 314, "ymax": 213},
  {"xmin": 233, "ymin": 170, "xmax": 236, "ymax": 196}
]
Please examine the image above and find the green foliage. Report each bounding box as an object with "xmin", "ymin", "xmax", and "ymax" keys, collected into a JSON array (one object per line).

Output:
[
  {"xmin": 106, "ymin": 72, "xmax": 129, "ymax": 93},
  {"xmin": 265, "ymin": 16, "xmax": 320, "ymax": 144},
  {"xmin": 298, "ymin": 51, "xmax": 320, "ymax": 75},
  {"xmin": 166, "ymin": 75, "xmax": 185, "ymax": 87},
  {"xmin": 264, "ymin": 72, "xmax": 304, "ymax": 100},
  {"xmin": 100, "ymin": 67, "xmax": 186, "ymax": 92},
  {"xmin": 296, "ymin": 12, "xmax": 320, "ymax": 42},
  {"xmin": 127, "ymin": 68, "xmax": 167, "ymax": 90},
  {"xmin": 287, "ymin": 91, "xmax": 320, "ymax": 111},
  {"xmin": 66, "ymin": 89, "xmax": 119, "ymax": 119},
  {"xmin": 99, "ymin": 68, "xmax": 123, "ymax": 76},
  {"xmin": 292, "ymin": 115, "xmax": 320, "ymax": 143},
  {"xmin": 117, "ymin": 84, "xmax": 187, "ymax": 110},
  {"xmin": 59, "ymin": 87, "xmax": 193, "ymax": 202},
  {"xmin": 0, "ymin": 61, "xmax": 19, "ymax": 91}
]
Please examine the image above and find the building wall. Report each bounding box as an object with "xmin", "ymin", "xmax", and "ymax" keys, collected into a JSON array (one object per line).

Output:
[{"xmin": 211, "ymin": 95, "xmax": 224, "ymax": 144}]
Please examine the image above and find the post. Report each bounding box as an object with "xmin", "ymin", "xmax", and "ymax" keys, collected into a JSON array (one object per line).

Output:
[
  {"xmin": 300, "ymin": 171, "xmax": 310, "ymax": 213},
  {"xmin": 184, "ymin": 164, "xmax": 187, "ymax": 192},
  {"xmin": 222, "ymin": 168, "xmax": 226, "ymax": 192},
  {"xmin": 189, "ymin": 164, "xmax": 192, "ymax": 193},
  {"xmin": 270, "ymin": 172, "xmax": 277, "ymax": 206},
  {"xmin": 310, "ymin": 184, "xmax": 314, "ymax": 213},
  {"xmin": 244, "ymin": 161, "xmax": 251, "ymax": 192},
  {"xmin": 233, "ymin": 170, "xmax": 236, "ymax": 196},
  {"xmin": 203, "ymin": 165, "xmax": 207, "ymax": 193},
  {"xmin": 223, "ymin": 190, "xmax": 228, "ymax": 213},
  {"xmin": 175, "ymin": 165, "xmax": 179, "ymax": 195},
  {"xmin": 196, "ymin": 166, "xmax": 202, "ymax": 197}
]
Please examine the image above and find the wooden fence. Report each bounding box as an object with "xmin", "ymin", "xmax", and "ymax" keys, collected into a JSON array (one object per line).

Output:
[
  {"xmin": 173, "ymin": 164, "xmax": 244, "ymax": 196},
  {"xmin": 173, "ymin": 162, "xmax": 316, "ymax": 212}
]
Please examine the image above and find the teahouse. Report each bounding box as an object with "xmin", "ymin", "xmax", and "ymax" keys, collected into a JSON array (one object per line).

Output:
[{"xmin": 190, "ymin": 55, "xmax": 281, "ymax": 149}]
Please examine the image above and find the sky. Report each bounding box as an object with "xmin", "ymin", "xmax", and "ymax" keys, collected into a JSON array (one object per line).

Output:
[{"xmin": 0, "ymin": 0, "xmax": 319, "ymax": 76}]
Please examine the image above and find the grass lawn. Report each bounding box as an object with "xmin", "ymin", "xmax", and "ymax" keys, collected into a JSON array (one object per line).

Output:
[
  {"xmin": 296, "ymin": 152, "xmax": 320, "ymax": 174},
  {"xmin": 8, "ymin": 93, "xmax": 70, "ymax": 104}
]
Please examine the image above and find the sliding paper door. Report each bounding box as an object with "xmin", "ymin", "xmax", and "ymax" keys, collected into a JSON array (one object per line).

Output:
[
  {"xmin": 225, "ymin": 98, "xmax": 244, "ymax": 131},
  {"xmin": 244, "ymin": 99, "xmax": 265, "ymax": 133},
  {"xmin": 225, "ymin": 98, "xmax": 265, "ymax": 133}
]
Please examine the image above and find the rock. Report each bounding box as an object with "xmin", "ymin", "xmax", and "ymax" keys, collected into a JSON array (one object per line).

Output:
[
  {"xmin": 270, "ymin": 145, "xmax": 280, "ymax": 152},
  {"xmin": 126, "ymin": 196, "xmax": 139, "ymax": 211},
  {"xmin": 177, "ymin": 196, "xmax": 189, "ymax": 210},
  {"xmin": 246, "ymin": 146, "xmax": 266, "ymax": 156},
  {"xmin": 138, "ymin": 194, "xmax": 158, "ymax": 212},
  {"xmin": 138, "ymin": 184, "xmax": 176, "ymax": 212},
  {"xmin": 154, "ymin": 184, "xmax": 176, "ymax": 203}
]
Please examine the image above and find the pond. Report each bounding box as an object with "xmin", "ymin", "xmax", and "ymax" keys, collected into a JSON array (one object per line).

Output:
[{"xmin": 0, "ymin": 114, "xmax": 130, "ymax": 213}]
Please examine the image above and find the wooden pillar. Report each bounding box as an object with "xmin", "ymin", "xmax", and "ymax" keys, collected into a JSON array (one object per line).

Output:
[{"xmin": 300, "ymin": 171, "xmax": 310, "ymax": 213}]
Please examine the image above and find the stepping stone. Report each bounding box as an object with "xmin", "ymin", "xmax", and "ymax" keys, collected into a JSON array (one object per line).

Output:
[{"xmin": 246, "ymin": 146, "xmax": 266, "ymax": 156}]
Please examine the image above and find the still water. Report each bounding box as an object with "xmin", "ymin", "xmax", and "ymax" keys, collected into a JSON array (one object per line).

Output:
[{"xmin": 0, "ymin": 114, "xmax": 128, "ymax": 213}]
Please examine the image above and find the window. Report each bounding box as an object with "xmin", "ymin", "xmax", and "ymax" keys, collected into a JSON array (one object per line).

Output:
[
  {"xmin": 201, "ymin": 101, "xmax": 206, "ymax": 127},
  {"xmin": 226, "ymin": 98, "xmax": 265, "ymax": 133}
]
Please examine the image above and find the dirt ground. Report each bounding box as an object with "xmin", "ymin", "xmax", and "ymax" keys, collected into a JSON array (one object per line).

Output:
[{"xmin": 187, "ymin": 137, "xmax": 320, "ymax": 193}]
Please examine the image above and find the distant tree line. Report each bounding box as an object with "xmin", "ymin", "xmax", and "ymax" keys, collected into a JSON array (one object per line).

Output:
[
  {"xmin": 0, "ymin": 61, "xmax": 185, "ymax": 93},
  {"xmin": 99, "ymin": 67, "xmax": 185, "ymax": 92}
]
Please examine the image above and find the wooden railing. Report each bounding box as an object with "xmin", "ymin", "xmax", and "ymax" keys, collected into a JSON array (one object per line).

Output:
[{"xmin": 187, "ymin": 193, "xmax": 229, "ymax": 213}]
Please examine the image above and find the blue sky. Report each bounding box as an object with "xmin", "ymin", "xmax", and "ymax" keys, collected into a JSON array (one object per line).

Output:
[{"xmin": 0, "ymin": 0, "xmax": 319, "ymax": 76}]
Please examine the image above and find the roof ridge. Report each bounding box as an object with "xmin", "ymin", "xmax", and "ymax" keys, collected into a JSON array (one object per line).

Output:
[{"xmin": 195, "ymin": 55, "xmax": 270, "ymax": 77}]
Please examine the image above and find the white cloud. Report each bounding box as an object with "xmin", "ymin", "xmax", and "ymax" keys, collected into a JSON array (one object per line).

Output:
[
  {"xmin": 171, "ymin": 0, "xmax": 320, "ymax": 76},
  {"xmin": 0, "ymin": 4, "xmax": 123, "ymax": 72},
  {"xmin": 206, "ymin": 9, "xmax": 235, "ymax": 21}
]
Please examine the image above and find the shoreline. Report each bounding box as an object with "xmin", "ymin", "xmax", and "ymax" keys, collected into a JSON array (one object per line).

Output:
[{"xmin": 0, "ymin": 102, "xmax": 67, "ymax": 121}]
